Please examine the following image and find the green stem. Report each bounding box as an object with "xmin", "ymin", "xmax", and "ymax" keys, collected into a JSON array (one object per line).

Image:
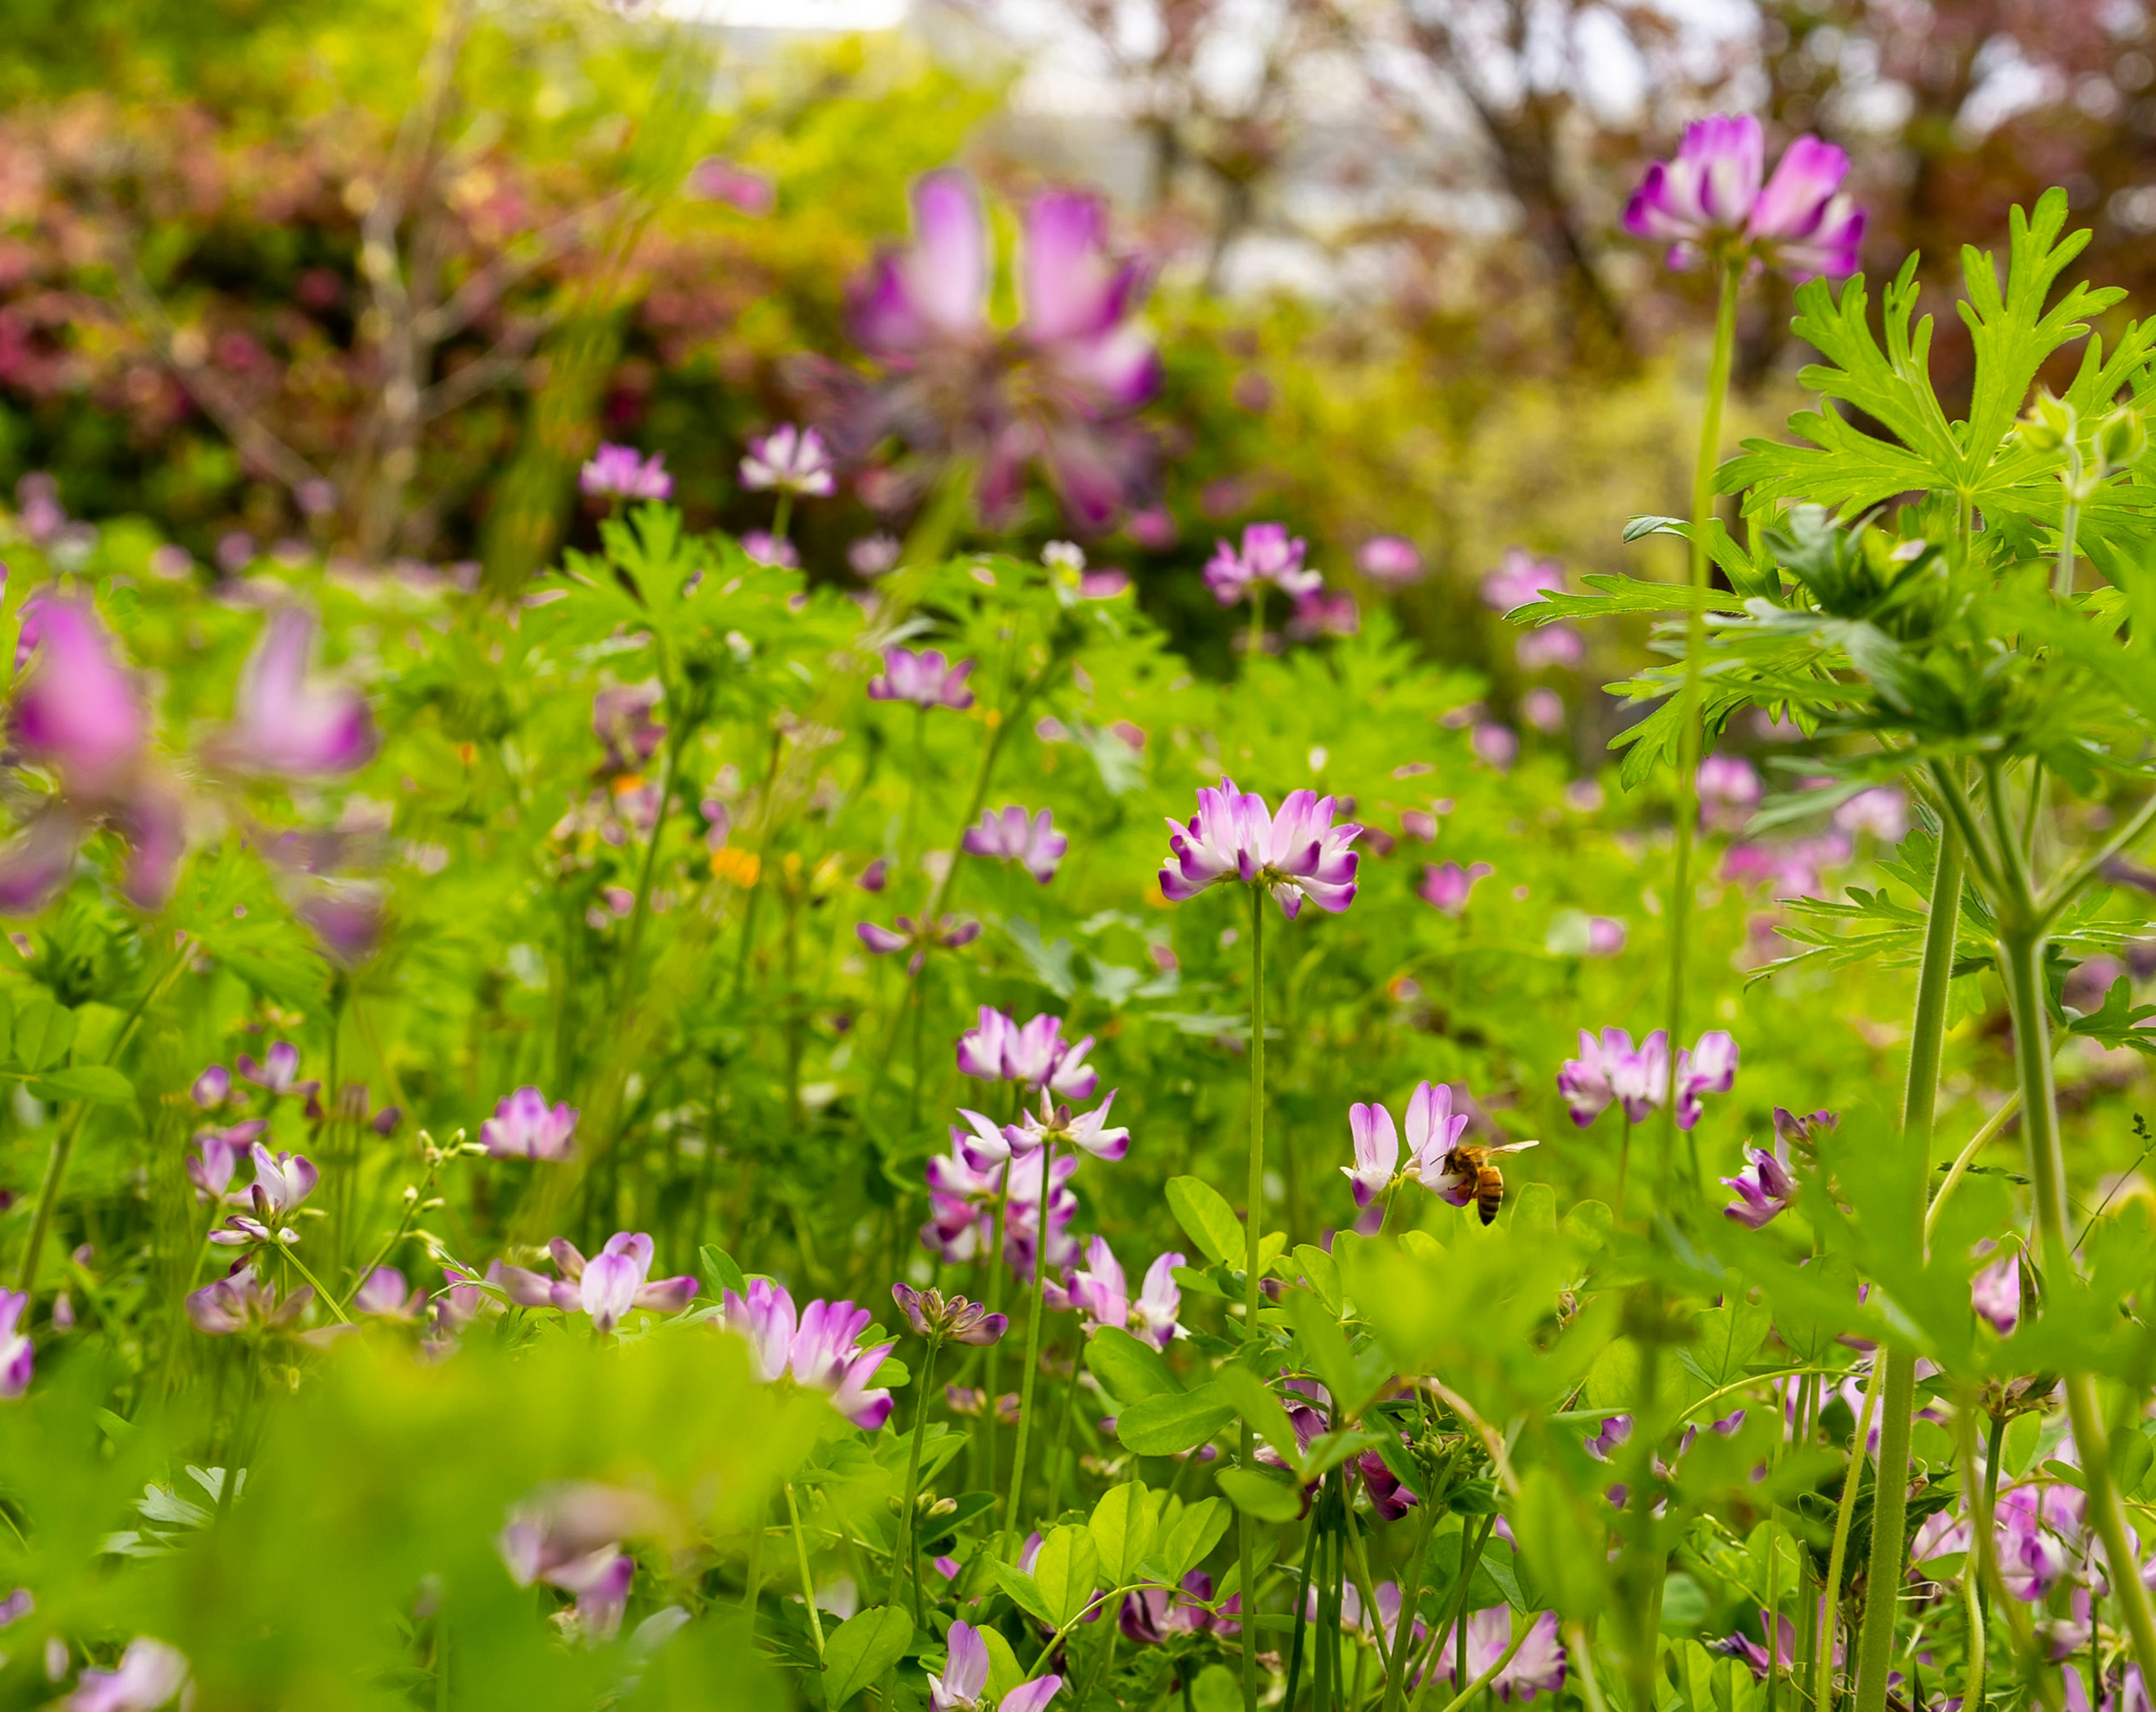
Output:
[
  {"xmin": 1925, "ymin": 1093, "xmax": 2023, "ymax": 1248},
  {"xmin": 1240, "ymin": 882, "xmax": 1267, "ymax": 1712},
  {"xmin": 901, "ymin": 1336, "xmax": 941, "ymax": 1620},
  {"xmin": 1999, "ymin": 927, "xmax": 2156, "ymax": 1688},
  {"xmin": 613, "ymin": 735, "xmax": 680, "ymax": 1021},
  {"xmin": 1817, "ymin": 1364, "xmax": 1882, "ymax": 1712},
  {"xmin": 785, "ymin": 1483, "xmax": 825, "ymax": 1658},
  {"xmin": 1247, "ymin": 586, "xmax": 1267, "ymax": 667},
  {"xmin": 1850, "ymin": 826, "xmax": 1966, "ymax": 1712},
  {"xmin": 772, "ymin": 490, "xmax": 793, "ymax": 546},
  {"xmin": 980, "ymin": 1173, "xmax": 1012, "ymax": 1493},
  {"xmin": 1662, "ymin": 255, "xmax": 1742, "ymax": 1196},
  {"xmin": 1379, "ymin": 1473, "xmax": 1445, "ymax": 1712},
  {"xmin": 278, "ymin": 1242, "xmax": 351, "ymax": 1322},
  {"xmin": 1003, "ymin": 1139, "xmax": 1056, "ymax": 1548}
]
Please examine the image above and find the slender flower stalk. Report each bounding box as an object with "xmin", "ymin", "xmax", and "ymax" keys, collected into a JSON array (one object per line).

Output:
[
  {"xmin": 1239, "ymin": 881, "xmax": 1264, "ymax": 1712},
  {"xmin": 901, "ymin": 1331, "xmax": 943, "ymax": 1619},
  {"xmin": 1003, "ymin": 1138, "xmax": 1057, "ymax": 1551},
  {"xmin": 1817, "ymin": 1367, "xmax": 1880, "ymax": 1712}
]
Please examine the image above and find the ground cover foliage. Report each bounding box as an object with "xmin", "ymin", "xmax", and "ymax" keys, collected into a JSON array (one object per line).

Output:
[{"xmin": 0, "ymin": 82, "xmax": 2154, "ymax": 1712}]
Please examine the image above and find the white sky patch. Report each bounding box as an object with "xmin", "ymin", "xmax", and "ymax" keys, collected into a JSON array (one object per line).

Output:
[{"xmin": 660, "ymin": 0, "xmax": 909, "ymax": 31}]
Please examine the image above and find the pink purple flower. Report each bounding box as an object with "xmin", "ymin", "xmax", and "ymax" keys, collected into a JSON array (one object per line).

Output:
[
  {"xmin": 0, "ymin": 1289, "xmax": 31, "ymax": 1398},
  {"xmin": 1482, "ymin": 549, "xmax": 1565, "ymax": 612},
  {"xmin": 849, "ymin": 534, "xmax": 901, "ymax": 577},
  {"xmin": 237, "ymin": 1042, "xmax": 316, "ymax": 1100},
  {"xmin": 1517, "ymin": 625, "xmax": 1584, "ymax": 670},
  {"xmin": 1721, "ymin": 1139, "xmax": 1796, "ymax": 1229},
  {"xmin": 67, "ymin": 1637, "xmax": 190, "ymax": 1712},
  {"xmin": 1160, "ymin": 776, "xmax": 1361, "ymax": 919},
  {"xmin": 1697, "ymin": 754, "xmax": 1762, "ymax": 832},
  {"xmin": 1559, "ymin": 1029, "xmax": 1669, "ymax": 1127},
  {"xmin": 739, "ymin": 529, "xmax": 800, "ymax": 569},
  {"xmin": 352, "ymin": 1267, "xmax": 427, "ymax": 1321},
  {"xmin": 592, "ymin": 683, "xmax": 665, "ymax": 776},
  {"xmin": 1121, "ymin": 1572, "xmax": 1222, "ymax": 1644},
  {"xmin": 1471, "ymin": 723, "xmax": 1518, "ymax": 771},
  {"xmin": 1204, "ymin": 523, "xmax": 1320, "ymax": 607},
  {"xmin": 1419, "ymin": 860, "xmax": 1493, "ymax": 916},
  {"xmin": 1357, "ymin": 535, "xmax": 1425, "ymax": 586},
  {"xmin": 186, "ymin": 1266, "xmax": 311, "ymax": 1335},
  {"xmin": 1972, "ymin": 1251, "xmax": 2022, "ymax": 1335},
  {"xmin": 499, "ymin": 1485, "xmax": 651, "ymax": 1644},
  {"xmin": 739, "ymin": 424, "xmax": 835, "ymax": 496},
  {"xmin": 1585, "ymin": 917, "xmax": 1626, "ymax": 955},
  {"xmin": 215, "ymin": 608, "xmax": 376, "ymax": 779},
  {"xmin": 867, "ymin": 646, "xmax": 975, "ymax": 711},
  {"xmin": 1431, "ymin": 1609, "xmax": 1568, "ymax": 1702},
  {"xmin": 1673, "ymin": 1032, "xmax": 1741, "ymax": 1129},
  {"xmin": 722, "ymin": 1283, "xmax": 897, "ymax": 1429},
  {"xmin": 579, "ymin": 443, "xmax": 672, "ymax": 501},
  {"xmin": 1062, "ymin": 1237, "xmax": 1184, "ymax": 1348},
  {"xmin": 955, "ymin": 1008, "xmax": 1097, "ymax": 1101},
  {"xmin": 481, "ymin": 1086, "xmax": 579, "ymax": 1161},
  {"xmin": 961, "ymin": 805, "xmax": 1067, "ymax": 883},
  {"xmin": 857, "ymin": 913, "xmax": 981, "ymax": 975},
  {"xmin": 891, "ymin": 1283, "xmax": 1007, "ymax": 1345},
  {"xmin": 191, "ymin": 1064, "xmax": 230, "ymax": 1108},
  {"xmin": 500, "ymin": 1233, "xmax": 698, "ymax": 1334},
  {"xmin": 1287, "ymin": 588, "xmax": 1359, "ymax": 640},
  {"xmin": 1623, "ymin": 114, "xmax": 1863, "ymax": 280},
  {"xmin": 1834, "ymin": 786, "xmax": 1908, "ymax": 843},
  {"xmin": 1344, "ymin": 1082, "xmax": 1477, "ymax": 1207}
]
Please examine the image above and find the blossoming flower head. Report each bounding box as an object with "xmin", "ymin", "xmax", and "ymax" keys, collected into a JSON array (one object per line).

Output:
[
  {"xmin": 739, "ymin": 424, "xmax": 836, "ymax": 496},
  {"xmin": 1204, "ymin": 523, "xmax": 1319, "ymax": 607},
  {"xmin": 867, "ymin": 646, "xmax": 975, "ymax": 711},
  {"xmin": 1721, "ymin": 1138, "xmax": 1797, "ymax": 1229},
  {"xmin": 186, "ymin": 1266, "xmax": 312, "ymax": 1335},
  {"xmin": 481, "ymin": 1086, "xmax": 579, "ymax": 1161},
  {"xmin": 961, "ymin": 805, "xmax": 1067, "ymax": 883},
  {"xmin": 892, "ymin": 1282, "xmax": 1007, "ymax": 1344},
  {"xmin": 1419, "ymin": 860, "xmax": 1492, "ymax": 917},
  {"xmin": 1007, "ymin": 1087, "xmax": 1131, "ymax": 1163},
  {"xmin": 214, "ymin": 607, "xmax": 377, "ymax": 779},
  {"xmin": 1482, "ymin": 548, "xmax": 1565, "ymax": 613},
  {"xmin": 1624, "ymin": 113, "xmax": 1864, "ymax": 280},
  {"xmin": 1060, "ymin": 1236, "xmax": 1184, "ymax": 1348},
  {"xmin": 787, "ymin": 1297, "xmax": 898, "ymax": 1430},
  {"xmin": 1558, "ymin": 1028, "xmax": 1669, "ymax": 1127},
  {"xmin": 1160, "ymin": 776, "xmax": 1361, "ymax": 919},
  {"xmin": 500, "ymin": 1233, "xmax": 698, "ymax": 1334},
  {"xmin": 579, "ymin": 443, "xmax": 672, "ymax": 501},
  {"xmin": 955, "ymin": 1008, "xmax": 1097, "ymax": 1101},
  {"xmin": 857, "ymin": 913, "xmax": 981, "ymax": 974},
  {"xmin": 498, "ymin": 1484, "xmax": 655, "ymax": 1646},
  {"xmin": 67, "ymin": 1637, "xmax": 191, "ymax": 1712},
  {"xmin": 1357, "ymin": 535, "xmax": 1425, "ymax": 587}
]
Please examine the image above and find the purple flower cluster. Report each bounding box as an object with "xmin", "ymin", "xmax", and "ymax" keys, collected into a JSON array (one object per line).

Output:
[
  {"xmin": 1559, "ymin": 1027, "xmax": 1738, "ymax": 1130},
  {"xmin": 480, "ymin": 1086, "xmax": 580, "ymax": 1161},
  {"xmin": 955, "ymin": 1008, "xmax": 1097, "ymax": 1101},
  {"xmin": 1046, "ymin": 1235, "xmax": 1184, "ymax": 1349},
  {"xmin": 1623, "ymin": 113, "xmax": 1863, "ymax": 280},
  {"xmin": 1343, "ymin": 1081, "xmax": 1472, "ymax": 1208},
  {"xmin": 723, "ymin": 1280, "xmax": 898, "ymax": 1430},
  {"xmin": 499, "ymin": 1233, "xmax": 698, "ymax": 1335},
  {"xmin": 1160, "ymin": 777, "xmax": 1361, "ymax": 919},
  {"xmin": 961, "ymin": 805, "xmax": 1067, "ymax": 883},
  {"xmin": 579, "ymin": 443, "xmax": 672, "ymax": 501},
  {"xmin": 867, "ymin": 646, "xmax": 975, "ymax": 711}
]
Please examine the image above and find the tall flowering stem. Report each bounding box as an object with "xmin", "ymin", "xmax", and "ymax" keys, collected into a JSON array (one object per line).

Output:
[
  {"xmin": 1239, "ymin": 881, "xmax": 1264, "ymax": 1712},
  {"xmin": 1003, "ymin": 1139, "xmax": 1056, "ymax": 1548},
  {"xmin": 901, "ymin": 1332, "xmax": 943, "ymax": 1619},
  {"xmin": 1662, "ymin": 255, "xmax": 1741, "ymax": 1195}
]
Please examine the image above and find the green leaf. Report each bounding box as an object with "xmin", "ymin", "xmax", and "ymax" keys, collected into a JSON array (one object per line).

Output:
[
  {"xmin": 979, "ymin": 1627, "xmax": 1025, "ymax": 1699},
  {"xmin": 1282, "ymin": 1290, "xmax": 1364, "ymax": 1420},
  {"xmin": 1514, "ymin": 1466, "xmax": 1607, "ymax": 1621},
  {"xmin": 1216, "ymin": 1467, "xmax": 1304, "ymax": 1522},
  {"xmin": 12, "ymin": 993, "xmax": 75, "ymax": 1072},
  {"xmin": 1031, "ymin": 1525, "xmax": 1101, "ymax": 1628},
  {"xmin": 1166, "ymin": 1177, "xmax": 1243, "ymax": 1267},
  {"xmin": 1213, "ymin": 1366, "xmax": 1304, "ymax": 1473},
  {"xmin": 1151, "ymin": 1496, "xmax": 1232, "ymax": 1581},
  {"xmin": 819, "ymin": 1605, "xmax": 915, "ymax": 1708},
  {"xmin": 1294, "ymin": 1244, "xmax": 1343, "ymax": 1315},
  {"xmin": 1190, "ymin": 1665, "xmax": 1241, "ymax": 1712},
  {"xmin": 987, "ymin": 1560, "xmax": 1056, "ymax": 1628},
  {"xmin": 1085, "ymin": 1328, "xmax": 1181, "ymax": 1406},
  {"xmin": 1088, "ymin": 1480, "xmax": 1157, "ymax": 1587},
  {"xmin": 1117, "ymin": 1384, "xmax": 1235, "ymax": 1456},
  {"xmin": 1510, "ymin": 573, "xmax": 1748, "ymax": 630},
  {"xmin": 30, "ymin": 1064, "xmax": 135, "ymax": 1106},
  {"xmin": 699, "ymin": 1245, "xmax": 748, "ymax": 1298},
  {"xmin": 1681, "ymin": 1299, "xmax": 1772, "ymax": 1391}
]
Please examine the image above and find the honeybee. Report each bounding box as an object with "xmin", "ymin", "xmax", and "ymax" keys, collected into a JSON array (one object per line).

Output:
[{"xmin": 1436, "ymin": 1139, "xmax": 1540, "ymax": 1225}]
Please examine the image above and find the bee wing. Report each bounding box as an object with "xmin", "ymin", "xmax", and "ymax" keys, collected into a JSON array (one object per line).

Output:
[{"xmin": 1486, "ymin": 1139, "xmax": 1540, "ymax": 1156}]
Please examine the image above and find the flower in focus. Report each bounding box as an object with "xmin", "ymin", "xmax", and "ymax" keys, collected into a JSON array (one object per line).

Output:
[
  {"xmin": 481, "ymin": 1086, "xmax": 579, "ymax": 1161},
  {"xmin": 785, "ymin": 1297, "xmax": 899, "ymax": 1430},
  {"xmin": 1006, "ymin": 1088, "xmax": 1131, "ymax": 1164},
  {"xmin": 1773, "ymin": 1106, "xmax": 1837, "ymax": 1163},
  {"xmin": 1721, "ymin": 1139, "xmax": 1797, "ymax": 1229},
  {"xmin": 1715, "ymin": 1611, "xmax": 1800, "ymax": 1682},
  {"xmin": 1061, "ymin": 1237, "xmax": 1184, "ymax": 1348},
  {"xmin": 1482, "ymin": 548, "xmax": 1564, "ymax": 613},
  {"xmin": 892, "ymin": 1282, "xmax": 1007, "ymax": 1345},
  {"xmin": 1697, "ymin": 754, "xmax": 1762, "ymax": 832},
  {"xmin": 186, "ymin": 1266, "xmax": 312, "ymax": 1335},
  {"xmin": 213, "ymin": 607, "xmax": 377, "ymax": 779},
  {"xmin": 739, "ymin": 425, "xmax": 836, "ymax": 496},
  {"xmin": 0, "ymin": 1289, "xmax": 31, "ymax": 1398},
  {"xmin": 723, "ymin": 1278, "xmax": 798, "ymax": 1381},
  {"xmin": 1558, "ymin": 1029, "xmax": 1669, "ymax": 1127},
  {"xmin": 1418, "ymin": 860, "xmax": 1492, "ymax": 917},
  {"xmin": 500, "ymin": 1233, "xmax": 698, "ymax": 1334},
  {"xmin": 579, "ymin": 443, "xmax": 672, "ymax": 501},
  {"xmin": 1, "ymin": 595, "xmax": 186, "ymax": 914},
  {"xmin": 1159, "ymin": 776, "xmax": 1361, "ymax": 919},
  {"xmin": 928, "ymin": 1619, "xmax": 990, "ymax": 1712},
  {"xmin": 961, "ymin": 805, "xmax": 1067, "ymax": 883},
  {"xmin": 1357, "ymin": 535, "xmax": 1424, "ymax": 587},
  {"xmin": 66, "ymin": 1637, "xmax": 191, "ymax": 1712},
  {"xmin": 867, "ymin": 646, "xmax": 975, "ymax": 711},
  {"xmin": 1343, "ymin": 1100, "xmax": 1400, "ymax": 1209},
  {"xmin": 1204, "ymin": 523, "xmax": 1319, "ymax": 608},
  {"xmin": 843, "ymin": 168, "xmax": 1158, "ymax": 528},
  {"xmin": 857, "ymin": 913, "xmax": 982, "ymax": 975},
  {"xmin": 1623, "ymin": 113, "xmax": 1863, "ymax": 280}
]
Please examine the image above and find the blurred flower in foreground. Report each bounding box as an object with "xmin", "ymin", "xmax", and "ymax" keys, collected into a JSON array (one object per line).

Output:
[
  {"xmin": 579, "ymin": 444, "xmax": 672, "ymax": 502},
  {"xmin": 1623, "ymin": 113, "xmax": 1864, "ymax": 280},
  {"xmin": 499, "ymin": 1485, "xmax": 655, "ymax": 1645},
  {"xmin": 1, "ymin": 596, "xmax": 185, "ymax": 914},
  {"xmin": 67, "ymin": 1637, "xmax": 191, "ymax": 1712},
  {"xmin": 1357, "ymin": 535, "xmax": 1425, "ymax": 587},
  {"xmin": 213, "ymin": 607, "xmax": 376, "ymax": 779},
  {"xmin": 867, "ymin": 646, "xmax": 975, "ymax": 711},
  {"xmin": 843, "ymin": 168, "xmax": 1157, "ymax": 528},
  {"xmin": 1431, "ymin": 1608, "xmax": 1568, "ymax": 1702},
  {"xmin": 962, "ymin": 804, "xmax": 1067, "ymax": 882},
  {"xmin": 1205, "ymin": 523, "xmax": 1319, "ymax": 607},
  {"xmin": 739, "ymin": 425, "xmax": 835, "ymax": 496},
  {"xmin": 1160, "ymin": 777, "xmax": 1361, "ymax": 919},
  {"xmin": 481, "ymin": 1086, "xmax": 579, "ymax": 1161},
  {"xmin": 0, "ymin": 1289, "xmax": 31, "ymax": 1398},
  {"xmin": 929, "ymin": 1621, "xmax": 1063, "ymax": 1712}
]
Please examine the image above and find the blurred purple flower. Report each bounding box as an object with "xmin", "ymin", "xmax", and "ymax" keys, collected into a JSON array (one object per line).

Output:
[
  {"xmin": 481, "ymin": 1086, "xmax": 579, "ymax": 1161},
  {"xmin": 844, "ymin": 168, "xmax": 1157, "ymax": 528},
  {"xmin": 1517, "ymin": 625, "xmax": 1584, "ymax": 671},
  {"xmin": 353, "ymin": 1266, "xmax": 427, "ymax": 1321},
  {"xmin": 961, "ymin": 804, "xmax": 1067, "ymax": 882},
  {"xmin": 848, "ymin": 533, "xmax": 901, "ymax": 578},
  {"xmin": 1064, "ymin": 1236, "xmax": 1183, "ymax": 1348},
  {"xmin": 1586, "ymin": 917, "xmax": 1626, "ymax": 955},
  {"xmin": 67, "ymin": 1637, "xmax": 190, "ymax": 1712},
  {"xmin": 1419, "ymin": 859, "xmax": 1493, "ymax": 917},
  {"xmin": 1972, "ymin": 1251, "xmax": 2021, "ymax": 1335},
  {"xmin": 1698, "ymin": 753, "xmax": 1762, "ymax": 831},
  {"xmin": 191, "ymin": 1064, "xmax": 230, "ymax": 1108},
  {"xmin": 0, "ymin": 1289, "xmax": 30, "ymax": 1398},
  {"xmin": 723, "ymin": 1278, "xmax": 798, "ymax": 1381},
  {"xmin": 186, "ymin": 1266, "xmax": 310, "ymax": 1335},
  {"xmin": 579, "ymin": 444, "xmax": 672, "ymax": 502},
  {"xmin": 956, "ymin": 1008, "xmax": 1097, "ymax": 1101},
  {"xmin": 1522, "ymin": 688, "xmax": 1565, "ymax": 733},
  {"xmin": 1674, "ymin": 1031, "xmax": 1741, "ymax": 1129},
  {"xmin": 892, "ymin": 1281, "xmax": 1007, "ymax": 1345},
  {"xmin": 867, "ymin": 646, "xmax": 975, "ymax": 710},
  {"xmin": 215, "ymin": 607, "xmax": 376, "ymax": 779},
  {"xmin": 1471, "ymin": 723, "xmax": 1518, "ymax": 771},
  {"xmin": 238, "ymin": 1042, "xmax": 317, "ymax": 1100},
  {"xmin": 739, "ymin": 529, "xmax": 800, "ymax": 569},
  {"xmin": 740, "ymin": 425, "xmax": 835, "ymax": 497},
  {"xmin": 1624, "ymin": 114, "xmax": 1863, "ymax": 279},
  {"xmin": 687, "ymin": 156, "xmax": 775, "ymax": 215},
  {"xmin": 499, "ymin": 1485, "xmax": 650, "ymax": 1644},
  {"xmin": 1559, "ymin": 1028, "xmax": 1668, "ymax": 1127},
  {"xmin": 1204, "ymin": 523, "xmax": 1319, "ymax": 607},
  {"xmin": 1834, "ymin": 786, "xmax": 1908, "ymax": 843},
  {"xmin": 1482, "ymin": 548, "xmax": 1564, "ymax": 612},
  {"xmin": 184, "ymin": 1124, "xmax": 260, "ymax": 1203},
  {"xmin": 592, "ymin": 683, "xmax": 665, "ymax": 775},
  {"xmin": 1432, "ymin": 1609, "xmax": 1567, "ymax": 1702},
  {"xmin": 1357, "ymin": 535, "xmax": 1425, "ymax": 586},
  {"xmin": 1160, "ymin": 776, "xmax": 1360, "ymax": 919},
  {"xmin": 857, "ymin": 913, "xmax": 981, "ymax": 974},
  {"xmin": 1121, "ymin": 1572, "xmax": 1222, "ymax": 1644},
  {"xmin": 1288, "ymin": 588, "xmax": 1359, "ymax": 640}
]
